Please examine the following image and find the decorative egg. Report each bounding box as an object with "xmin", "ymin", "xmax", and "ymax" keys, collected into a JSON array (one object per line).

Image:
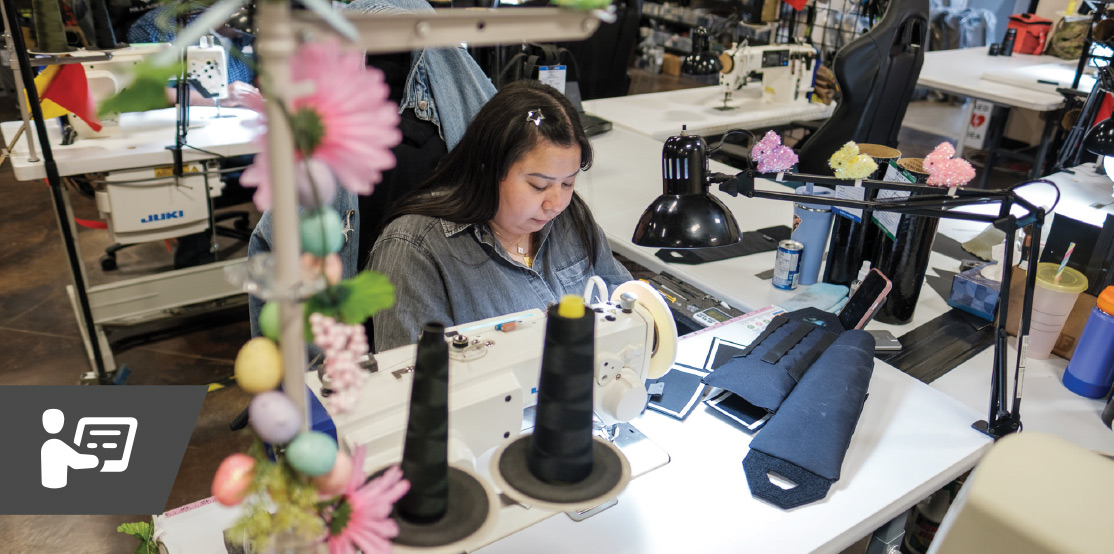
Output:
[
  {"xmin": 234, "ymin": 338, "xmax": 283, "ymax": 393},
  {"xmin": 248, "ymin": 391, "xmax": 302, "ymax": 445},
  {"xmin": 312, "ymin": 450, "xmax": 352, "ymax": 497},
  {"xmin": 286, "ymin": 431, "xmax": 338, "ymax": 477},
  {"xmin": 212, "ymin": 454, "xmax": 255, "ymax": 506},
  {"xmin": 258, "ymin": 301, "xmax": 280, "ymax": 342},
  {"xmin": 299, "ymin": 209, "xmax": 345, "ymax": 257}
]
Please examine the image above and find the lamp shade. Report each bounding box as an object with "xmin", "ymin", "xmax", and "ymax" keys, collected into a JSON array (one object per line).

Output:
[
  {"xmin": 633, "ymin": 194, "xmax": 741, "ymax": 248},
  {"xmin": 1084, "ymin": 117, "xmax": 1114, "ymax": 156},
  {"xmin": 632, "ymin": 130, "xmax": 741, "ymax": 248},
  {"xmin": 681, "ymin": 27, "xmax": 722, "ymax": 76}
]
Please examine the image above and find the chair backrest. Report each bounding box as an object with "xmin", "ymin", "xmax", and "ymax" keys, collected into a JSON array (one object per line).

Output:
[{"xmin": 798, "ymin": 0, "xmax": 929, "ymax": 174}]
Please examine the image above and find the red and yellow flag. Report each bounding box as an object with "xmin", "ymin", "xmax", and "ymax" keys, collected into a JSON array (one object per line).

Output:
[{"xmin": 33, "ymin": 64, "xmax": 101, "ymax": 132}]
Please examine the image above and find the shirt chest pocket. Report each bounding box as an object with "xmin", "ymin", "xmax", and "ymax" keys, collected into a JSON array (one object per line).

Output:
[{"xmin": 555, "ymin": 255, "xmax": 591, "ymax": 288}]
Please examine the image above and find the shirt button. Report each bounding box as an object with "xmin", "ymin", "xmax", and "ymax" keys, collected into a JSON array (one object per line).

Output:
[{"xmin": 418, "ymin": 100, "xmax": 428, "ymax": 111}]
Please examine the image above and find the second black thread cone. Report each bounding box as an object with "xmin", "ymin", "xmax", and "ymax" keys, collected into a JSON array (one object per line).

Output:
[
  {"xmin": 528, "ymin": 295, "xmax": 596, "ymax": 483},
  {"xmin": 397, "ymin": 322, "xmax": 450, "ymax": 523}
]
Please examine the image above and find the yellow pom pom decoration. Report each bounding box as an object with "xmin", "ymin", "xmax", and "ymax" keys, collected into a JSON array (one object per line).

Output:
[
  {"xmin": 234, "ymin": 337, "xmax": 284, "ymax": 393},
  {"xmin": 828, "ymin": 141, "xmax": 878, "ymax": 180}
]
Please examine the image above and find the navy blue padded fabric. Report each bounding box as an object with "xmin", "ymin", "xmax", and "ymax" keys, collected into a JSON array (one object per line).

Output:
[
  {"xmin": 743, "ymin": 330, "xmax": 875, "ymax": 509},
  {"xmin": 701, "ymin": 308, "xmax": 842, "ymax": 413}
]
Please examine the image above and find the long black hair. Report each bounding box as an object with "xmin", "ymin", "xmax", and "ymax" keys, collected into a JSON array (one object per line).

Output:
[{"xmin": 384, "ymin": 79, "xmax": 602, "ymax": 265}]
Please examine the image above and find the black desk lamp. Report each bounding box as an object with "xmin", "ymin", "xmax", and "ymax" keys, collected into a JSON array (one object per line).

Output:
[
  {"xmin": 632, "ymin": 127, "xmax": 741, "ymax": 248},
  {"xmin": 634, "ymin": 130, "xmax": 1049, "ymax": 439},
  {"xmin": 681, "ymin": 27, "xmax": 722, "ymax": 79}
]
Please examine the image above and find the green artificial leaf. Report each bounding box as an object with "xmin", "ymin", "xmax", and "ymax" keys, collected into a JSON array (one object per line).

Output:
[
  {"xmin": 116, "ymin": 521, "xmax": 152, "ymax": 542},
  {"xmin": 551, "ymin": 0, "xmax": 613, "ymax": 10},
  {"xmin": 303, "ymin": 271, "xmax": 394, "ymax": 339},
  {"xmin": 98, "ymin": 60, "xmax": 184, "ymax": 116},
  {"xmin": 336, "ymin": 270, "xmax": 396, "ymax": 325}
]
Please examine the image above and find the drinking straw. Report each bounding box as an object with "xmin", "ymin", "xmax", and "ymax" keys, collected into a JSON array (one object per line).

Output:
[{"xmin": 1056, "ymin": 242, "xmax": 1076, "ymax": 282}]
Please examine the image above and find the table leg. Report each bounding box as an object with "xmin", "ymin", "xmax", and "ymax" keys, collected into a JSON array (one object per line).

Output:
[
  {"xmin": 955, "ymin": 99, "xmax": 975, "ymax": 156},
  {"xmin": 1030, "ymin": 111, "xmax": 1057, "ymax": 179},
  {"xmin": 976, "ymin": 105, "xmax": 1010, "ymax": 189}
]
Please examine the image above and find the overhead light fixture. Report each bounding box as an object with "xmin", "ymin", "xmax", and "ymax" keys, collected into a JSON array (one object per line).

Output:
[
  {"xmin": 632, "ymin": 127, "xmax": 741, "ymax": 248},
  {"xmin": 681, "ymin": 27, "xmax": 722, "ymax": 79}
]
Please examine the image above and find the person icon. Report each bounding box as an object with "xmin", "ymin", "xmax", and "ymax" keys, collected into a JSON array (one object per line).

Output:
[{"xmin": 41, "ymin": 409, "xmax": 99, "ymax": 489}]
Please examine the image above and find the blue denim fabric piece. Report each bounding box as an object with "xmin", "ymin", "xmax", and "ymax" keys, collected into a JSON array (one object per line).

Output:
[
  {"xmin": 345, "ymin": 0, "xmax": 497, "ymax": 149},
  {"xmin": 743, "ymin": 329, "xmax": 875, "ymax": 509},
  {"xmin": 701, "ymin": 308, "xmax": 842, "ymax": 413},
  {"xmin": 369, "ymin": 212, "xmax": 632, "ymax": 351}
]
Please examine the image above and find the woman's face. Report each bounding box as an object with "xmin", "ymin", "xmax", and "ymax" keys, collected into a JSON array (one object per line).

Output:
[{"xmin": 493, "ymin": 140, "xmax": 582, "ymax": 237}]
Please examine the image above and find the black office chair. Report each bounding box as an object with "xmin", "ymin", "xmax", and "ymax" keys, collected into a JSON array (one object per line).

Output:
[
  {"xmin": 797, "ymin": 0, "xmax": 930, "ymax": 174},
  {"xmin": 555, "ymin": 0, "xmax": 642, "ymax": 100}
]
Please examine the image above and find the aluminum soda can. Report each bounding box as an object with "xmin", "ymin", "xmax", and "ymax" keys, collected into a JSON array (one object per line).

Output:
[{"xmin": 773, "ymin": 240, "xmax": 803, "ymax": 290}]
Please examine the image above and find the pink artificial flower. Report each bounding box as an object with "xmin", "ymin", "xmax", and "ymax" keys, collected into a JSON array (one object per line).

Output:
[
  {"xmin": 241, "ymin": 39, "xmax": 402, "ymax": 211},
  {"xmin": 326, "ymin": 446, "xmax": 410, "ymax": 554}
]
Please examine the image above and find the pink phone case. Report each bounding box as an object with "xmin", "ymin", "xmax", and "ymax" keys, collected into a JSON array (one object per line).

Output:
[{"xmin": 850, "ymin": 269, "xmax": 892, "ymax": 330}]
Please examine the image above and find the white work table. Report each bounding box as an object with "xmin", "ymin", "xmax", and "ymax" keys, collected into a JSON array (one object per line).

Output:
[
  {"xmin": 578, "ymin": 124, "xmax": 1114, "ymax": 460},
  {"xmin": 157, "ymin": 315, "xmax": 992, "ymax": 554},
  {"xmin": 582, "ymin": 86, "xmax": 836, "ymax": 141},
  {"xmin": 1, "ymin": 106, "xmax": 259, "ymax": 181},
  {"xmin": 475, "ymin": 318, "xmax": 991, "ymax": 554},
  {"xmin": 917, "ymin": 46, "xmax": 1073, "ymax": 112}
]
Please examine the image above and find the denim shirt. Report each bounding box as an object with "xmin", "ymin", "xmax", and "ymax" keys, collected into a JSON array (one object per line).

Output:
[
  {"xmin": 345, "ymin": 0, "xmax": 497, "ymax": 148},
  {"xmin": 249, "ymin": 0, "xmax": 496, "ymax": 340},
  {"xmin": 370, "ymin": 210, "xmax": 633, "ymax": 352}
]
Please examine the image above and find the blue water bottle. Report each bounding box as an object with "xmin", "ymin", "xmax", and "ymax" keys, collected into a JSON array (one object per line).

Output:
[
  {"xmin": 792, "ymin": 185, "xmax": 835, "ymax": 286},
  {"xmin": 1063, "ymin": 286, "xmax": 1114, "ymax": 399}
]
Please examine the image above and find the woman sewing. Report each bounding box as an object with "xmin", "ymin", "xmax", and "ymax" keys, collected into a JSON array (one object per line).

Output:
[{"xmin": 369, "ymin": 79, "xmax": 632, "ymax": 351}]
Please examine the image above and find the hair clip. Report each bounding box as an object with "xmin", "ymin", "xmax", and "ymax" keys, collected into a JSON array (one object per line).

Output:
[{"xmin": 526, "ymin": 110, "xmax": 545, "ymax": 126}]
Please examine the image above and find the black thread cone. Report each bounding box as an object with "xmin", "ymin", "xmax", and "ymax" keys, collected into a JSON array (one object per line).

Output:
[
  {"xmin": 31, "ymin": 0, "xmax": 71, "ymax": 53},
  {"xmin": 528, "ymin": 304, "xmax": 596, "ymax": 483},
  {"xmin": 398, "ymin": 322, "xmax": 450, "ymax": 523},
  {"xmin": 89, "ymin": 0, "xmax": 119, "ymax": 49}
]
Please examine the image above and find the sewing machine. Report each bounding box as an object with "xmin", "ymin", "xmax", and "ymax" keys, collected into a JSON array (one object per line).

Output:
[
  {"xmin": 718, "ymin": 42, "xmax": 818, "ymax": 109},
  {"xmin": 307, "ymin": 280, "xmax": 678, "ymax": 473},
  {"xmin": 73, "ymin": 40, "xmax": 230, "ymax": 138}
]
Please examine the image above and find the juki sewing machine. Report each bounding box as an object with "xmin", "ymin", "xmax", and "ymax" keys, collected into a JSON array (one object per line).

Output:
[
  {"xmin": 307, "ymin": 280, "xmax": 678, "ymax": 474},
  {"xmin": 718, "ymin": 42, "xmax": 818, "ymax": 109},
  {"xmin": 70, "ymin": 40, "xmax": 234, "ymax": 246}
]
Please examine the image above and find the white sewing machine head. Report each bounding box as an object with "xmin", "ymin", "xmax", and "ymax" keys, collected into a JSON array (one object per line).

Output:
[
  {"xmin": 719, "ymin": 42, "xmax": 818, "ymax": 105},
  {"xmin": 308, "ymin": 281, "xmax": 678, "ymax": 472},
  {"xmin": 72, "ymin": 40, "xmax": 229, "ymax": 138}
]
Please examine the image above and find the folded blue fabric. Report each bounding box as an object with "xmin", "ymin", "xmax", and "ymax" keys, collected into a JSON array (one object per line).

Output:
[
  {"xmin": 701, "ymin": 308, "xmax": 842, "ymax": 413},
  {"xmin": 743, "ymin": 330, "xmax": 875, "ymax": 509}
]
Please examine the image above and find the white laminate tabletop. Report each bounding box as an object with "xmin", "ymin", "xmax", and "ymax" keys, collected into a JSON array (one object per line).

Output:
[
  {"xmin": 582, "ymin": 86, "xmax": 836, "ymax": 141},
  {"xmin": 476, "ymin": 319, "xmax": 992, "ymax": 554},
  {"xmin": 917, "ymin": 46, "xmax": 1074, "ymax": 111},
  {"xmin": 1, "ymin": 107, "xmax": 260, "ymax": 181},
  {"xmin": 157, "ymin": 317, "xmax": 993, "ymax": 554}
]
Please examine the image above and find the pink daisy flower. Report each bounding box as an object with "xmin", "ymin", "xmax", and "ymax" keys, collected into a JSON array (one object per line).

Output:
[
  {"xmin": 241, "ymin": 39, "xmax": 402, "ymax": 211},
  {"xmin": 325, "ymin": 446, "xmax": 410, "ymax": 554}
]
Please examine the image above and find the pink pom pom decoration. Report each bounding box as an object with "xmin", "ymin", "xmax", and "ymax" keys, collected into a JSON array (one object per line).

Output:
[
  {"xmin": 751, "ymin": 130, "xmax": 798, "ymax": 173},
  {"xmin": 923, "ymin": 142, "xmax": 975, "ymax": 187}
]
